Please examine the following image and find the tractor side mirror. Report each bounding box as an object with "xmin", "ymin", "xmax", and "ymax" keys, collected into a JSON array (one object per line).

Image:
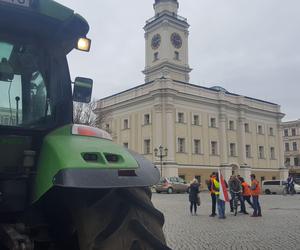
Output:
[
  {"xmin": 0, "ymin": 58, "xmax": 14, "ymax": 82},
  {"xmin": 73, "ymin": 77, "xmax": 93, "ymax": 103}
]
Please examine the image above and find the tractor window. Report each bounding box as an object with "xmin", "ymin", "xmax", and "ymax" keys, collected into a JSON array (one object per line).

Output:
[{"xmin": 0, "ymin": 40, "xmax": 51, "ymax": 128}]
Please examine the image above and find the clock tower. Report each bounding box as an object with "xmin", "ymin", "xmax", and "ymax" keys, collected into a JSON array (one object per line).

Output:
[{"xmin": 143, "ymin": 0, "xmax": 192, "ymax": 83}]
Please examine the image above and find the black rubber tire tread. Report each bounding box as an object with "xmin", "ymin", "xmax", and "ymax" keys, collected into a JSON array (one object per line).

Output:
[{"xmin": 73, "ymin": 187, "xmax": 170, "ymax": 250}]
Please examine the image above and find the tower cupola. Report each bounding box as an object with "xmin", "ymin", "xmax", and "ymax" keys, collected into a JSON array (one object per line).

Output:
[{"xmin": 154, "ymin": 0, "xmax": 179, "ymax": 15}]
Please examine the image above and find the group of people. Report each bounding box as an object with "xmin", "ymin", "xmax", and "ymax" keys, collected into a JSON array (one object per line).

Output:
[{"xmin": 188, "ymin": 172, "xmax": 262, "ymax": 219}]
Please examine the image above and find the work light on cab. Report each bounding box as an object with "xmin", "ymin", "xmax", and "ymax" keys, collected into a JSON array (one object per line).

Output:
[{"xmin": 76, "ymin": 37, "xmax": 91, "ymax": 52}]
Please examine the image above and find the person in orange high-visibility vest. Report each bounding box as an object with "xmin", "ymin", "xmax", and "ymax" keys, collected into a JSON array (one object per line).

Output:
[
  {"xmin": 206, "ymin": 172, "xmax": 217, "ymax": 217},
  {"xmin": 240, "ymin": 177, "xmax": 253, "ymax": 213},
  {"xmin": 250, "ymin": 174, "xmax": 262, "ymax": 217}
]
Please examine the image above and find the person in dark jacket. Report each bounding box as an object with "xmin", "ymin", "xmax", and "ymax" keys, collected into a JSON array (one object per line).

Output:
[{"xmin": 189, "ymin": 178, "xmax": 200, "ymax": 215}]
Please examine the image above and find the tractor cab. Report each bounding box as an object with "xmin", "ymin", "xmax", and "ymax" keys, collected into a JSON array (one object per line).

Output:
[{"xmin": 0, "ymin": 0, "xmax": 92, "ymax": 213}]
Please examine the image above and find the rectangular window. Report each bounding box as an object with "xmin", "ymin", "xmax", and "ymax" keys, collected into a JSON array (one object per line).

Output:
[
  {"xmin": 270, "ymin": 147, "xmax": 275, "ymax": 159},
  {"xmin": 285, "ymin": 143, "xmax": 290, "ymax": 152},
  {"xmin": 144, "ymin": 114, "xmax": 150, "ymax": 125},
  {"xmin": 292, "ymin": 128, "xmax": 296, "ymax": 136},
  {"xmin": 174, "ymin": 51, "xmax": 179, "ymax": 60},
  {"xmin": 178, "ymin": 112, "xmax": 184, "ymax": 123},
  {"xmin": 269, "ymin": 127, "xmax": 274, "ymax": 136},
  {"xmin": 285, "ymin": 157, "xmax": 290, "ymax": 166},
  {"xmin": 193, "ymin": 115, "xmax": 199, "ymax": 125},
  {"xmin": 229, "ymin": 120, "xmax": 235, "ymax": 130},
  {"xmin": 123, "ymin": 119, "xmax": 129, "ymax": 129},
  {"xmin": 210, "ymin": 117, "xmax": 216, "ymax": 128},
  {"xmin": 123, "ymin": 142, "xmax": 128, "ymax": 148},
  {"xmin": 154, "ymin": 52, "xmax": 159, "ymax": 61},
  {"xmin": 194, "ymin": 139, "xmax": 201, "ymax": 154},
  {"xmin": 284, "ymin": 129, "xmax": 289, "ymax": 137},
  {"xmin": 294, "ymin": 158, "xmax": 299, "ymax": 166},
  {"xmin": 178, "ymin": 138, "xmax": 185, "ymax": 153},
  {"xmin": 259, "ymin": 146, "xmax": 265, "ymax": 159},
  {"xmin": 211, "ymin": 141, "xmax": 218, "ymax": 155},
  {"xmin": 229, "ymin": 143, "xmax": 236, "ymax": 157},
  {"xmin": 144, "ymin": 139, "xmax": 151, "ymax": 154},
  {"xmin": 246, "ymin": 145, "xmax": 251, "ymax": 158},
  {"xmin": 257, "ymin": 125, "xmax": 263, "ymax": 134},
  {"xmin": 272, "ymin": 176, "xmax": 276, "ymax": 180},
  {"xmin": 293, "ymin": 142, "xmax": 298, "ymax": 151},
  {"xmin": 244, "ymin": 123, "xmax": 250, "ymax": 133}
]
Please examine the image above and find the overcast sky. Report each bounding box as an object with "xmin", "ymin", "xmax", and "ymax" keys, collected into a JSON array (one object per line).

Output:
[{"xmin": 58, "ymin": 0, "xmax": 300, "ymax": 121}]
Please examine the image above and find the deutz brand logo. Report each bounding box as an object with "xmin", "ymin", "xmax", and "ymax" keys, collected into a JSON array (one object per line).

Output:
[{"xmin": 0, "ymin": 0, "xmax": 31, "ymax": 8}]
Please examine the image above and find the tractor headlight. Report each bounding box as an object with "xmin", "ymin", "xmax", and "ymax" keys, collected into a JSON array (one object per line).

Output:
[
  {"xmin": 76, "ymin": 37, "xmax": 91, "ymax": 52},
  {"xmin": 72, "ymin": 124, "xmax": 112, "ymax": 140}
]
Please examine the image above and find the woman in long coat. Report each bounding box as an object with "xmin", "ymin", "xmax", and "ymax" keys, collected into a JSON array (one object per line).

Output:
[{"xmin": 189, "ymin": 178, "xmax": 200, "ymax": 215}]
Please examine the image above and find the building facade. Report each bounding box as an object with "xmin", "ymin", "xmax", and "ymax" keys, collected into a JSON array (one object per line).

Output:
[
  {"xmin": 283, "ymin": 119, "xmax": 300, "ymax": 177},
  {"xmin": 96, "ymin": 0, "xmax": 287, "ymax": 185},
  {"xmin": 0, "ymin": 107, "xmax": 17, "ymax": 126}
]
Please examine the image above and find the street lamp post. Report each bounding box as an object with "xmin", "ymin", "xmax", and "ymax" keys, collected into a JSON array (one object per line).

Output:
[{"xmin": 154, "ymin": 145, "xmax": 168, "ymax": 177}]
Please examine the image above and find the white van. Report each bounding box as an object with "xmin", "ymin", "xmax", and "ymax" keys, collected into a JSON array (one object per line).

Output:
[{"xmin": 262, "ymin": 180, "xmax": 286, "ymax": 194}]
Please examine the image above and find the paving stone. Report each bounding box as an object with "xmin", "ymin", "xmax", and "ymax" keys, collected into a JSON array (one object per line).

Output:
[{"xmin": 152, "ymin": 192, "xmax": 300, "ymax": 250}]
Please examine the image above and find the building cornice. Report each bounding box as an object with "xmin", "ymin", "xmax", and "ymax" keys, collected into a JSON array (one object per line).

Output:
[
  {"xmin": 144, "ymin": 12, "xmax": 189, "ymax": 31},
  {"xmin": 97, "ymin": 80, "xmax": 283, "ymax": 120}
]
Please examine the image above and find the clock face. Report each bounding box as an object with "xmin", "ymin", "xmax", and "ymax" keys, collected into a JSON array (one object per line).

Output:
[
  {"xmin": 151, "ymin": 34, "xmax": 161, "ymax": 50},
  {"xmin": 171, "ymin": 33, "xmax": 182, "ymax": 49}
]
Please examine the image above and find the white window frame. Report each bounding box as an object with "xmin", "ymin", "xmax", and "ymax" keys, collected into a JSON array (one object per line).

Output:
[
  {"xmin": 192, "ymin": 113, "xmax": 201, "ymax": 126},
  {"xmin": 144, "ymin": 139, "xmax": 151, "ymax": 154},
  {"xmin": 269, "ymin": 127, "xmax": 274, "ymax": 136},
  {"xmin": 293, "ymin": 142, "xmax": 298, "ymax": 151},
  {"xmin": 123, "ymin": 118, "xmax": 129, "ymax": 129},
  {"xmin": 285, "ymin": 143, "xmax": 290, "ymax": 152},
  {"xmin": 244, "ymin": 122, "xmax": 250, "ymax": 133},
  {"xmin": 257, "ymin": 124, "xmax": 264, "ymax": 135},
  {"xmin": 229, "ymin": 143, "xmax": 237, "ymax": 157},
  {"xmin": 209, "ymin": 116, "xmax": 217, "ymax": 128},
  {"xmin": 258, "ymin": 146, "xmax": 265, "ymax": 159},
  {"xmin": 211, "ymin": 141, "xmax": 219, "ymax": 155},
  {"xmin": 270, "ymin": 147, "xmax": 275, "ymax": 160},
  {"xmin": 193, "ymin": 139, "xmax": 201, "ymax": 154},
  {"xmin": 177, "ymin": 137, "xmax": 186, "ymax": 153},
  {"xmin": 228, "ymin": 120, "xmax": 235, "ymax": 131},
  {"xmin": 177, "ymin": 112, "xmax": 185, "ymax": 124},
  {"xmin": 246, "ymin": 145, "xmax": 251, "ymax": 158},
  {"xmin": 143, "ymin": 113, "xmax": 151, "ymax": 125}
]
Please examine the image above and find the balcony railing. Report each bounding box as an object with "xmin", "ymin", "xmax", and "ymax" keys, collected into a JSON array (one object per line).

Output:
[{"xmin": 146, "ymin": 12, "xmax": 187, "ymax": 24}]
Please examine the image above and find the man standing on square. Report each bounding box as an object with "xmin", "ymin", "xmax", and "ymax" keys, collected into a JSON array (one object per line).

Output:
[{"xmin": 250, "ymin": 174, "xmax": 262, "ymax": 217}]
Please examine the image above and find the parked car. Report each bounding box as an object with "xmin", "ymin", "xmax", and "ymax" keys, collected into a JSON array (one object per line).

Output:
[
  {"xmin": 262, "ymin": 180, "xmax": 287, "ymax": 194},
  {"xmin": 155, "ymin": 177, "xmax": 190, "ymax": 194},
  {"xmin": 295, "ymin": 183, "xmax": 300, "ymax": 193}
]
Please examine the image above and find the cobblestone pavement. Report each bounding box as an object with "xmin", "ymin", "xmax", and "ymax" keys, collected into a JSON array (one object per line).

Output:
[{"xmin": 152, "ymin": 192, "xmax": 300, "ymax": 250}]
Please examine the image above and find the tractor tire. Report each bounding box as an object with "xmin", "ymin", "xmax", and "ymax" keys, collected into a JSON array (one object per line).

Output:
[{"xmin": 72, "ymin": 187, "xmax": 170, "ymax": 250}]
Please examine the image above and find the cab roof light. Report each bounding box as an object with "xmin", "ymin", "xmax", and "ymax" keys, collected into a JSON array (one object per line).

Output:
[
  {"xmin": 72, "ymin": 125, "xmax": 112, "ymax": 140},
  {"xmin": 76, "ymin": 37, "xmax": 91, "ymax": 52}
]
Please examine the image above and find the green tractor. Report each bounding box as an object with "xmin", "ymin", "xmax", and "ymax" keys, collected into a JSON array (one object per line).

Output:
[{"xmin": 0, "ymin": 1, "xmax": 169, "ymax": 249}]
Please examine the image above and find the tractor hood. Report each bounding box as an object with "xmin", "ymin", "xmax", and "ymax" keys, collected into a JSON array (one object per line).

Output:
[{"xmin": 0, "ymin": 0, "xmax": 90, "ymax": 54}]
